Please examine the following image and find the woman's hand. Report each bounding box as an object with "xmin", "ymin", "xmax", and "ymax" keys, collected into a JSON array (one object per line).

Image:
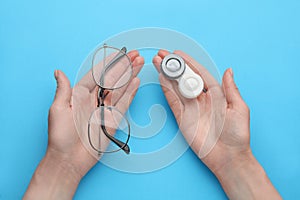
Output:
[
  {"xmin": 24, "ymin": 50, "xmax": 144, "ymax": 200},
  {"xmin": 153, "ymin": 49, "xmax": 281, "ymax": 200}
]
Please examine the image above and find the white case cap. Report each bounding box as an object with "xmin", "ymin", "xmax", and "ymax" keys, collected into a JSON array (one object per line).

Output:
[{"xmin": 178, "ymin": 66, "xmax": 204, "ymax": 99}]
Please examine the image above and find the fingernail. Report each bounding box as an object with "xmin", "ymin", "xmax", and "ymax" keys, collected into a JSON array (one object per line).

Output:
[
  {"xmin": 229, "ymin": 68, "xmax": 233, "ymax": 77},
  {"xmin": 54, "ymin": 70, "xmax": 58, "ymax": 79}
]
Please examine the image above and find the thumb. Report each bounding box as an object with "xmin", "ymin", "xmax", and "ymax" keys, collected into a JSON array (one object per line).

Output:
[
  {"xmin": 222, "ymin": 68, "xmax": 244, "ymax": 108},
  {"xmin": 53, "ymin": 70, "xmax": 72, "ymax": 108}
]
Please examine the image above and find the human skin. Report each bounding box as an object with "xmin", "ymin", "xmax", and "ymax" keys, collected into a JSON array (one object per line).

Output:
[
  {"xmin": 24, "ymin": 49, "xmax": 281, "ymax": 200},
  {"xmin": 23, "ymin": 50, "xmax": 144, "ymax": 200},
  {"xmin": 153, "ymin": 49, "xmax": 282, "ymax": 200}
]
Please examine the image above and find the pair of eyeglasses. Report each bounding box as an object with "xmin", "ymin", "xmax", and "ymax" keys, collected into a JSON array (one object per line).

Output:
[{"xmin": 87, "ymin": 45, "xmax": 133, "ymax": 154}]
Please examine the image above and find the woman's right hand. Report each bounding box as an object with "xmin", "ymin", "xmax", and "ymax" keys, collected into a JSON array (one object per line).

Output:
[{"xmin": 153, "ymin": 49, "xmax": 281, "ymax": 200}]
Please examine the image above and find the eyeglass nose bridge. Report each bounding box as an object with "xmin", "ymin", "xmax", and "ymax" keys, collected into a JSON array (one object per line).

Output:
[{"xmin": 97, "ymin": 88, "xmax": 109, "ymax": 107}]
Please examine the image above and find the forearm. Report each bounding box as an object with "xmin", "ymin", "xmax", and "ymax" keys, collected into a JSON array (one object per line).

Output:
[
  {"xmin": 215, "ymin": 153, "xmax": 281, "ymax": 200},
  {"xmin": 23, "ymin": 151, "xmax": 82, "ymax": 200}
]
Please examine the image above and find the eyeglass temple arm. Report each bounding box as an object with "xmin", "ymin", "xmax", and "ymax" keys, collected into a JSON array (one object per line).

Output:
[
  {"xmin": 98, "ymin": 89, "xmax": 130, "ymax": 154},
  {"xmin": 101, "ymin": 124, "xmax": 130, "ymax": 154},
  {"xmin": 100, "ymin": 47, "xmax": 127, "ymax": 84}
]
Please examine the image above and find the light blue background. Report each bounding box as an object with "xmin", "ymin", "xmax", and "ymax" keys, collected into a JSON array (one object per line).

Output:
[{"xmin": 0, "ymin": 0, "xmax": 299, "ymax": 199}]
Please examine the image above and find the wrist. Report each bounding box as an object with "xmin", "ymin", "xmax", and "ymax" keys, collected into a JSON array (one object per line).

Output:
[
  {"xmin": 24, "ymin": 150, "xmax": 82, "ymax": 200},
  {"xmin": 213, "ymin": 152, "xmax": 281, "ymax": 200},
  {"xmin": 214, "ymin": 150, "xmax": 257, "ymax": 180},
  {"xmin": 41, "ymin": 150, "xmax": 83, "ymax": 183}
]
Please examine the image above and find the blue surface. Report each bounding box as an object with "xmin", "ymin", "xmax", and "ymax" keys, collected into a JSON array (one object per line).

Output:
[{"xmin": 0, "ymin": 0, "xmax": 299, "ymax": 199}]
